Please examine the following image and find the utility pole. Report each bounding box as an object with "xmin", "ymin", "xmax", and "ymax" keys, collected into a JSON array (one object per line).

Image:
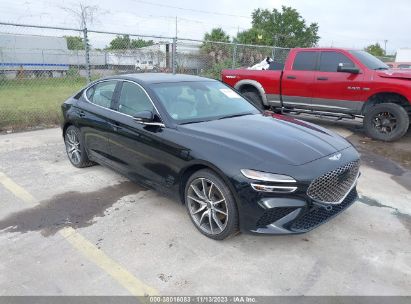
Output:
[
  {"xmin": 384, "ymin": 39, "xmax": 388, "ymax": 55},
  {"xmin": 175, "ymin": 16, "xmax": 178, "ymax": 38}
]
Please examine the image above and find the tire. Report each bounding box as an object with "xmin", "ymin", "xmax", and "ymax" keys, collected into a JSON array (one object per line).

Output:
[
  {"xmin": 364, "ymin": 103, "xmax": 410, "ymax": 142},
  {"xmin": 64, "ymin": 126, "xmax": 94, "ymax": 168},
  {"xmin": 184, "ymin": 169, "xmax": 239, "ymax": 240},
  {"xmin": 242, "ymin": 91, "xmax": 265, "ymax": 110}
]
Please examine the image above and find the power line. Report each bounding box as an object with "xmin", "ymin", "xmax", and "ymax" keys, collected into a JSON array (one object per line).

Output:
[{"xmin": 131, "ymin": 0, "xmax": 251, "ymax": 19}]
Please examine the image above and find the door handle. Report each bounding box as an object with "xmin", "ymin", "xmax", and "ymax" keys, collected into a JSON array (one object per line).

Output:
[
  {"xmin": 287, "ymin": 75, "xmax": 297, "ymax": 79},
  {"xmin": 317, "ymin": 77, "xmax": 328, "ymax": 80}
]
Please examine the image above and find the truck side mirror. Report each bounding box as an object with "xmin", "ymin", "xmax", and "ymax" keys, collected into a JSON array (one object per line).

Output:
[{"xmin": 337, "ymin": 63, "xmax": 360, "ymax": 74}]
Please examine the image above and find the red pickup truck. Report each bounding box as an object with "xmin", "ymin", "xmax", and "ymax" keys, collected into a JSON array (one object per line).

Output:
[{"xmin": 222, "ymin": 48, "xmax": 411, "ymax": 141}]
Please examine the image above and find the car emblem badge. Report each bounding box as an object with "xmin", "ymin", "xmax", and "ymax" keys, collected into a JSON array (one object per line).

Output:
[{"xmin": 329, "ymin": 153, "xmax": 342, "ymax": 161}]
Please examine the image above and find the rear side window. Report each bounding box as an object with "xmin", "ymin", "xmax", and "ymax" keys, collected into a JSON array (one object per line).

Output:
[
  {"xmin": 319, "ymin": 52, "xmax": 355, "ymax": 72},
  {"xmin": 293, "ymin": 51, "xmax": 318, "ymax": 71},
  {"xmin": 86, "ymin": 81, "xmax": 117, "ymax": 108}
]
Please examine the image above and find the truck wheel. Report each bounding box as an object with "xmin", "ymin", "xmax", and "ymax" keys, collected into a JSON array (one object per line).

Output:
[
  {"xmin": 242, "ymin": 91, "xmax": 265, "ymax": 110},
  {"xmin": 364, "ymin": 103, "xmax": 409, "ymax": 141}
]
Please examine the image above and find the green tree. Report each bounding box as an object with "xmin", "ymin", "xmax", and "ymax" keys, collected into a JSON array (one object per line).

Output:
[
  {"xmin": 200, "ymin": 28, "xmax": 232, "ymax": 66},
  {"xmin": 107, "ymin": 35, "xmax": 154, "ymax": 49},
  {"xmin": 64, "ymin": 36, "xmax": 85, "ymax": 50},
  {"xmin": 365, "ymin": 43, "xmax": 385, "ymax": 57},
  {"xmin": 131, "ymin": 38, "xmax": 154, "ymax": 48},
  {"xmin": 203, "ymin": 27, "xmax": 230, "ymax": 43},
  {"xmin": 236, "ymin": 6, "xmax": 319, "ymax": 48}
]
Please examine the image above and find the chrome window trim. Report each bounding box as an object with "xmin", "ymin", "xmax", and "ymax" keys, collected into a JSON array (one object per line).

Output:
[{"xmin": 83, "ymin": 78, "xmax": 165, "ymax": 127}]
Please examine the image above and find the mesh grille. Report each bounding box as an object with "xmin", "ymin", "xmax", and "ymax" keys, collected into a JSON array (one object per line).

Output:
[
  {"xmin": 307, "ymin": 160, "xmax": 360, "ymax": 204},
  {"xmin": 290, "ymin": 189, "xmax": 357, "ymax": 232},
  {"xmin": 256, "ymin": 207, "xmax": 297, "ymax": 228}
]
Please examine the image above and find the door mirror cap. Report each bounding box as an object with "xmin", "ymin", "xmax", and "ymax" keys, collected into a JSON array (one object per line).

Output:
[
  {"xmin": 133, "ymin": 111, "xmax": 165, "ymax": 127},
  {"xmin": 133, "ymin": 110, "xmax": 154, "ymax": 123},
  {"xmin": 337, "ymin": 64, "xmax": 360, "ymax": 74}
]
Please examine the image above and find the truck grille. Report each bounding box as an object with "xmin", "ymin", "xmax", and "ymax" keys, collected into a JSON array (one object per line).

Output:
[{"xmin": 307, "ymin": 160, "xmax": 360, "ymax": 205}]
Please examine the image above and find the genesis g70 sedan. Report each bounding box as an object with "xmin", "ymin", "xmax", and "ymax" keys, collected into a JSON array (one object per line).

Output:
[{"xmin": 61, "ymin": 73, "xmax": 360, "ymax": 240}]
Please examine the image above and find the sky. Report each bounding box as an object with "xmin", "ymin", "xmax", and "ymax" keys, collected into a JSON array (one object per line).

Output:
[{"xmin": 0, "ymin": 0, "xmax": 410, "ymax": 54}]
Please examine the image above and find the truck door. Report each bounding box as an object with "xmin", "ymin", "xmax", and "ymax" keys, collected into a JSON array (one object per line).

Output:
[
  {"xmin": 282, "ymin": 50, "xmax": 319, "ymax": 109},
  {"xmin": 312, "ymin": 51, "xmax": 365, "ymax": 114}
]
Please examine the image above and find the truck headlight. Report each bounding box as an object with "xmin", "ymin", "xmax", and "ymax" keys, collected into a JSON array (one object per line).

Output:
[{"xmin": 240, "ymin": 169, "xmax": 296, "ymax": 183}]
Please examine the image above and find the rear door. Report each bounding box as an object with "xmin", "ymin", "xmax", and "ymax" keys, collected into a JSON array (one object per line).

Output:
[
  {"xmin": 312, "ymin": 51, "xmax": 365, "ymax": 114},
  {"xmin": 77, "ymin": 80, "xmax": 120, "ymax": 162},
  {"xmin": 282, "ymin": 50, "xmax": 319, "ymax": 109}
]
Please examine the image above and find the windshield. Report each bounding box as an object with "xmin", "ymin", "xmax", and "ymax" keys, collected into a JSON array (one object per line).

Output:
[
  {"xmin": 150, "ymin": 81, "xmax": 260, "ymax": 124},
  {"xmin": 349, "ymin": 50, "xmax": 389, "ymax": 70}
]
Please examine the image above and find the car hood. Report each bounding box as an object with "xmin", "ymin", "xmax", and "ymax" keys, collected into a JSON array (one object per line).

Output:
[
  {"xmin": 377, "ymin": 69, "xmax": 411, "ymax": 80},
  {"xmin": 177, "ymin": 113, "xmax": 351, "ymax": 166}
]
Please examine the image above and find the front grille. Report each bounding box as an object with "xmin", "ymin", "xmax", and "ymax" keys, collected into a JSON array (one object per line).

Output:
[
  {"xmin": 256, "ymin": 207, "xmax": 297, "ymax": 228},
  {"xmin": 290, "ymin": 188, "xmax": 357, "ymax": 232},
  {"xmin": 307, "ymin": 160, "xmax": 360, "ymax": 204}
]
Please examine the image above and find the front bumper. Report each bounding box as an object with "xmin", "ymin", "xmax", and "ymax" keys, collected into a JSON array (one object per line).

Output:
[
  {"xmin": 250, "ymin": 188, "xmax": 357, "ymax": 234},
  {"xmin": 232, "ymin": 146, "xmax": 360, "ymax": 235}
]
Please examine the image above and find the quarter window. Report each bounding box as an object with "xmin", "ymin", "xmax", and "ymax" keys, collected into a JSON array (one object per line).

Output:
[
  {"xmin": 86, "ymin": 81, "xmax": 117, "ymax": 108},
  {"xmin": 118, "ymin": 82, "xmax": 153, "ymax": 116},
  {"xmin": 319, "ymin": 52, "xmax": 355, "ymax": 72},
  {"xmin": 293, "ymin": 51, "xmax": 318, "ymax": 71}
]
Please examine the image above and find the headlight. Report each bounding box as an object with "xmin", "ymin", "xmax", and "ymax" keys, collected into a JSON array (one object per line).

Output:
[{"xmin": 240, "ymin": 169, "xmax": 296, "ymax": 183}]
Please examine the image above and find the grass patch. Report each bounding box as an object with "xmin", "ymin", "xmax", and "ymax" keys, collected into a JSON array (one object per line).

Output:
[{"xmin": 0, "ymin": 77, "xmax": 86, "ymax": 131}]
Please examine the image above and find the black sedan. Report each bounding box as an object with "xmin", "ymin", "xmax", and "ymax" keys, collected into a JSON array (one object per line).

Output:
[{"xmin": 61, "ymin": 73, "xmax": 360, "ymax": 240}]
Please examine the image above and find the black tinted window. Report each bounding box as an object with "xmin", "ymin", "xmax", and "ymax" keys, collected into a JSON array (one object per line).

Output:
[
  {"xmin": 319, "ymin": 52, "xmax": 355, "ymax": 72},
  {"xmin": 86, "ymin": 81, "xmax": 117, "ymax": 108},
  {"xmin": 293, "ymin": 51, "xmax": 318, "ymax": 71},
  {"xmin": 118, "ymin": 82, "xmax": 153, "ymax": 116}
]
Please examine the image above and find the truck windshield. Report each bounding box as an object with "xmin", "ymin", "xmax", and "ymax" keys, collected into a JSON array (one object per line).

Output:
[{"xmin": 349, "ymin": 50, "xmax": 389, "ymax": 70}]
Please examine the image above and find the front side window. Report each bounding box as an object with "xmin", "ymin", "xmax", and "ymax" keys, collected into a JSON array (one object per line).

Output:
[
  {"xmin": 349, "ymin": 50, "xmax": 389, "ymax": 70},
  {"xmin": 118, "ymin": 82, "xmax": 153, "ymax": 116},
  {"xmin": 293, "ymin": 51, "xmax": 318, "ymax": 71},
  {"xmin": 150, "ymin": 81, "xmax": 259, "ymax": 124},
  {"xmin": 86, "ymin": 81, "xmax": 117, "ymax": 108},
  {"xmin": 319, "ymin": 52, "xmax": 355, "ymax": 72}
]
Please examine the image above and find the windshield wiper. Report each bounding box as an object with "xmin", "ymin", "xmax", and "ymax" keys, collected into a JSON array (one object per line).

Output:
[
  {"xmin": 374, "ymin": 67, "xmax": 389, "ymax": 70},
  {"xmin": 179, "ymin": 120, "xmax": 209, "ymax": 125},
  {"xmin": 218, "ymin": 112, "xmax": 255, "ymax": 120}
]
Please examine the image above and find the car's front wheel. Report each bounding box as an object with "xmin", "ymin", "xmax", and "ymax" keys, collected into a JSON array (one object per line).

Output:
[
  {"xmin": 64, "ymin": 125, "xmax": 94, "ymax": 168},
  {"xmin": 185, "ymin": 169, "xmax": 239, "ymax": 240}
]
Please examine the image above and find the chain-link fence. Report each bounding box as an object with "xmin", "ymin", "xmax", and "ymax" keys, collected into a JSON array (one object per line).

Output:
[{"xmin": 0, "ymin": 22, "xmax": 290, "ymax": 132}]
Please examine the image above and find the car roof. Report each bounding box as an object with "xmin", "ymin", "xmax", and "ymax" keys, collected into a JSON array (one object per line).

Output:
[{"xmin": 104, "ymin": 73, "xmax": 215, "ymax": 85}]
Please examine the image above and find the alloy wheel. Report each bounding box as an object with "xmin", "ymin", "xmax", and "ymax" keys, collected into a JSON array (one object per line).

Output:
[
  {"xmin": 373, "ymin": 111, "xmax": 397, "ymax": 134},
  {"xmin": 187, "ymin": 178, "xmax": 228, "ymax": 235},
  {"xmin": 65, "ymin": 129, "xmax": 81, "ymax": 165}
]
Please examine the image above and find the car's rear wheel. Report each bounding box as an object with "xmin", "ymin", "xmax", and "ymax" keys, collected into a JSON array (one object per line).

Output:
[
  {"xmin": 64, "ymin": 126, "xmax": 94, "ymax": 168},
  {"xmin": 364, "ymin": 103, "xmax": 409, "ymax": 141},
  {"xmin": 185, "ymin": 169, "xmax": 239, "ymax": 240}
]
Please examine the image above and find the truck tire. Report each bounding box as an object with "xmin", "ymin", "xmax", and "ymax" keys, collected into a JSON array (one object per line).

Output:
[
  {"xmin": 242, "ymin": 91, "xmax": 265, "ymax": 110},
  {"xmin": 364, "ymin": 103, "xmax": 409, "ymax": 141}
]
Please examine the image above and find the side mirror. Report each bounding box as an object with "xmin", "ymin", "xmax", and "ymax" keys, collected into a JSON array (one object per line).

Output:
[
  {"xmin": 337, "ymin": 63, "xmax": 360, "ymax": 74},
  {"xmin": 133, "ymin": 110, "xmax": 164, "ymax": 127},
  {"xmin": 133, "ymin": 110, "xmax": 154, "ymax": 123}
]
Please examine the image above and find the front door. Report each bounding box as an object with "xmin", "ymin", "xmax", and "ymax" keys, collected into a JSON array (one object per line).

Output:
[
  {"xmin": 312, "ymin": 51, "xmax": 365, "ymax": 114},
  {"xmin": 108, "ymin": 81, "xmax": 171, "ymax": 189}
]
